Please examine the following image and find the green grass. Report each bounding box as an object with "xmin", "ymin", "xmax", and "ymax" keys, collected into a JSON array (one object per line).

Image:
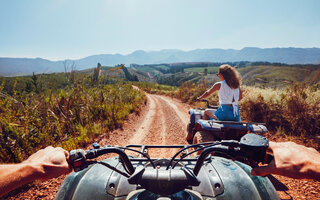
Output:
[
  {"xmin": 238, "ymin": 65, "xmax": 320, "ymax": 87},
  {"xmin": 132, "ymin": 66, "xmax": 158, "ymax": 73},
  {"xmin": 133, "ymin": 81, "xmax": 177, "ymax": 95},
  {"xmin": 153, "ymin": 65, "xmax": 170, "ymax": 70},
  {"xmin": 184, "ymin": 66, "xmax": 219, "ymax": 73}
]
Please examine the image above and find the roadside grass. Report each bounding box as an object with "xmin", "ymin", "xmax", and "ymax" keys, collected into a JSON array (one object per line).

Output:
[
  {"xmin": 0, "ymin": 80, "xmax": 146, "ymax": 163},
  {"xmin": 241, "ymin": 84, "xmax": 320, "ymax": 137},
  {"xmin": 133, "ymin": 81, "xmax": 178, "ymax": 96}
]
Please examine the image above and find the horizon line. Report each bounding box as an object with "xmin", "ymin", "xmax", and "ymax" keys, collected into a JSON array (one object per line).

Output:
[{"xmin": 1, "ymin": 46, "xmax": 319, "ymax": 61}]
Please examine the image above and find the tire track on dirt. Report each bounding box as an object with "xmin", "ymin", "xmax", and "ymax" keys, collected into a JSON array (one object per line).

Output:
[
  {"xmin": 129, "ymin": 94, "xmax": 156, "ymax": 144},
  {"xmin": 142, "ymin": 95, "xmax": 189, "ymax": 157},
  {"xmin": 157, "ymin": 97, "xmax": 187, "ymax": 146},
  {"xmin": 157, "ymin": 95, "xmax": 190, "ymax": 127},
  {"xmin": 140, "ymin": 95, "xmax": 167, "ymax": 157}
]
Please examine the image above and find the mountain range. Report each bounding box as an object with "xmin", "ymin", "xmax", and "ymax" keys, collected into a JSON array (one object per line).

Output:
[{"xmin": 1, "ymin": 47, "xmax": 320, "ymax": 76}]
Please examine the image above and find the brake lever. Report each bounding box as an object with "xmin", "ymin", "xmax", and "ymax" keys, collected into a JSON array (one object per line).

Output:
[
  {"xmin": 68, "ymin": 148, "xmax": 105, "ymax": 172},
  {"xmin": 69, "ymin": 149, "xmax": 88, "ymax": 172}
]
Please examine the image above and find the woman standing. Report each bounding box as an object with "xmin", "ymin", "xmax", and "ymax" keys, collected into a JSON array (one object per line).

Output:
[{"xmin": 197, "ymin": 64, "xmax": 242, "ymax": 122}]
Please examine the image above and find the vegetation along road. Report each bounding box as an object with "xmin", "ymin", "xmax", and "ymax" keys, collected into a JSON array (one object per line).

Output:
[{"xmin": 3, "ymin": 93, "xmax": 319, "ymax": 200}]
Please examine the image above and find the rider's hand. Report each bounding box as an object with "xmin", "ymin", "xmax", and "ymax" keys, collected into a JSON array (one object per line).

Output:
[
  {"xmin": 251, "ymin": 141, "xmax": 320, "ymax": 180},
  {"xmin": 196, "ymin": 97, "xmax": 202, "ymax": 102},
  {"xmin": 23, "ymin": 146, "xmax": 71, "ymax": 180}
]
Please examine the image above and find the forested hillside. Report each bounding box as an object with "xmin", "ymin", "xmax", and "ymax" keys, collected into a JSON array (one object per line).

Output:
[{"xmin": 131, "ymin": 62, "xmax": 320, "ymax": 87}]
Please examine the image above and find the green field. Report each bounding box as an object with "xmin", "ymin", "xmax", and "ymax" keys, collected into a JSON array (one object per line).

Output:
[
  {"xmin": 153, "ymin": 65, "xmax": 170, "ymax": 70},
  {"xmin": 238, "ymin": 65, "xmax": 320, "ymax": 87},
  {"xmin": 184, "ymin": 66, "xmax": 219, "ymax": 73},
  {"xmin": 132, "ymin": 66, "xmax": 158, "ymax": 73}
]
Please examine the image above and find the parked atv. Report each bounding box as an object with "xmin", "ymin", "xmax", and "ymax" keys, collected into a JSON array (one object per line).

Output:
[
  {"xmin": 56, "ymin": 133, "xmax": 278, "ymax": 200},
  {"xmin": 187, "ymin": 99, "xmax": 268, "ymax": 144}
]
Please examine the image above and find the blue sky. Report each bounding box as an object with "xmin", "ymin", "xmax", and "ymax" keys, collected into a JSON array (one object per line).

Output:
[{"xmin": 0, "ymin": 0, "xmax": 319, "ymax": 60}]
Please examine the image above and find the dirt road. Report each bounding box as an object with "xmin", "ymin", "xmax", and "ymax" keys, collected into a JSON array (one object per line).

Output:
[
  {"xmin": 4, "ymin": 93, "xmax": 319, "ymax": 199},
  {"xmin": 102, "ymin": 94, "xmax": 191, "ymax": 157}
]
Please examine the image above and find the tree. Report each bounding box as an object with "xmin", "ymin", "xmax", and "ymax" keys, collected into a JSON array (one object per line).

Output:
[
  {"xmin": 204, "ymin": 68, "xmax": 208, "ymax": 76},
  {"xmin": 63, "ymin": 60, "xmax": 77, "ymax": 85},
  {"xmin": 122, "ymin": 66, "xmax": 139, "ymax": 81},
  {"xmin": 92, "ymin": 63, "xmax": 101, "ymax": 85},
  {"xmin": 32, "ymin": 72, "xmax": 39, "ymax": 93},
  {"xmin": 25, "ymin": 80, "xmax": 33, "ymax": 93}
]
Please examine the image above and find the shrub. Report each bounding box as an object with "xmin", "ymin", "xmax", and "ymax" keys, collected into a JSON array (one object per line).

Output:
[{"xmin": 241, "ymin": 84, "xmax": 320, "ymax": 137}]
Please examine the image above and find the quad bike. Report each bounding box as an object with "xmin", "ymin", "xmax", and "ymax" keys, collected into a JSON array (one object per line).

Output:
[
  {"xmin": 56, "ymin": 133, "xmax": 279, "ymax": 200},
  {"xmin": 187, "ymin": 99, "xmax": 268, "ymax": 145}
]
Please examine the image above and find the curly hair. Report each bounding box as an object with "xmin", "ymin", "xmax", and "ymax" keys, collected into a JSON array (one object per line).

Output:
[{"xmin": 218, "ymin": 64, "xmax": 242, "ymax": 89}]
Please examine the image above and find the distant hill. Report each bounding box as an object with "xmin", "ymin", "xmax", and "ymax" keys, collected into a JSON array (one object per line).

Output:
[
  {"xmin": 131, "ymin": 63, "xmax": 320, "ymax": 87},
  {"xmin": 1, "ymin": 47, "xmax": 320, "ymax": 76},
  {"xmin": 0, "ymin": 58, "xmax": 64, "ymax": 76}
]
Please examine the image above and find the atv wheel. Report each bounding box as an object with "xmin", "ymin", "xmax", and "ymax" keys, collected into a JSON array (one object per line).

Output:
[
  {"xmin": 193, "ymin": 131, "xmax": 215, "ymax": 144},
  {"xmin": 193, "ymin": 131, "xmax": 215, "ymax": 155}
]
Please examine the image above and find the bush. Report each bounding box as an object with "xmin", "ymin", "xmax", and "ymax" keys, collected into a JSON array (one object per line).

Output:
[{"xmin": 241, "ymin": 83, "xmax": 320, "ymax": 137}]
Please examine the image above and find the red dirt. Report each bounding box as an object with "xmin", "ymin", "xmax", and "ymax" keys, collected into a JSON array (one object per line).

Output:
[{"xmin": 2, "ymin": 93, "xmax": 319, "ymax": 199}]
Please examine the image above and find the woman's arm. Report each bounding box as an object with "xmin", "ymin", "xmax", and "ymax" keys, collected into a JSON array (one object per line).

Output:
[
  {"xmin": 0, "ymin": 146, "xmax": 71, "ymax": 197},
  {"xmin": 198, "ymin": 82, "xmax": 221, "ymax": 100}
]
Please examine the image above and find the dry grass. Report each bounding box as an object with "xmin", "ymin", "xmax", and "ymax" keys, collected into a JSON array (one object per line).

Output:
[{"xmin": 0, "ymin": 82, "xmax": 146, "ymax": 163}]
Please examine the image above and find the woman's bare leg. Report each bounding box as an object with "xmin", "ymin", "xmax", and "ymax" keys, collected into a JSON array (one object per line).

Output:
[{"xmin": 203, "ymin": 110, "xmax": 217, "ymax": 120}]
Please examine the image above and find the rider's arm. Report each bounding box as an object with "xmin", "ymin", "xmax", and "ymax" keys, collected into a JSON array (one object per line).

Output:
[
  {"xmin": 251, "ymin": 141, "xmax": 320, "ymax": 180},
  {"xmin": 198, "ymin": 82, "xmax": 221, "ymax": 100},
  {"xmin": 0, "ymin": 146, "xmax": 71, "ymax": 197}
]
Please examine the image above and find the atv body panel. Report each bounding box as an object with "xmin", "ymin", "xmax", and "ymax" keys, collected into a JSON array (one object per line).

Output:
[{"xmin": 56, "ymin": 156, "xmax": 279, "ymax": 200}]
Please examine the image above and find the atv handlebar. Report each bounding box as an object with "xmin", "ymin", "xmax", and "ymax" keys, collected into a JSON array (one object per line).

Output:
[
  {"xmin": 68, "ymin": 134, "xmax": 273, "ymax": 195},
  {"xmin": 199, "ymin": 99, "xmax": 219, "ymax": 109},
  {"xmin": 69, "ymin": 134, "xmax": 272, "ymax": 174},
  {"xmin": 69, "ymin": 146, "xmax": 135, "ymax": 174}
]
